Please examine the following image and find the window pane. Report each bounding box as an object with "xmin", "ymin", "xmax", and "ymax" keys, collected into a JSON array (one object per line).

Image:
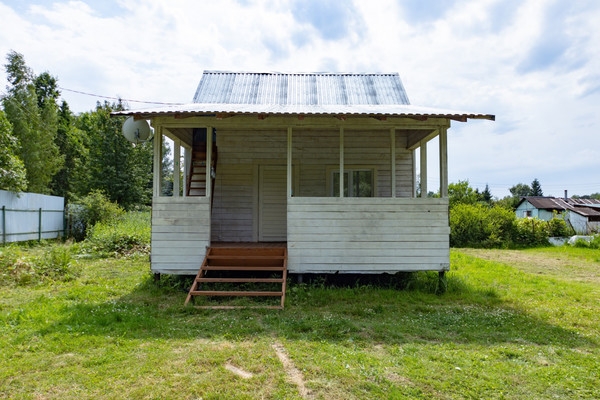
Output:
[
  {"xmin": 333, "ymin": 172, "xmax": 349, "ymax": 197},
  {"xmin": 353, "ymin": 170, "xmax": 373, "ymax": 197}
]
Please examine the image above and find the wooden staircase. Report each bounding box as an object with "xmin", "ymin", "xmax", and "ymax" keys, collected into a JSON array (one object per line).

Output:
[
  {"xmin": 184, "ymin": 247, "xmax": 288, "ymax": 309},
  {"xmin": 186, "ymin": 132, "xmax": 218, "ymax": 197}
]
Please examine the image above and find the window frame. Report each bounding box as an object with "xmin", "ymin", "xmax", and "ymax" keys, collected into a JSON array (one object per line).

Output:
[{"xmin": 326, "ymin": 165, "xmax": 377, "ymax": 198}]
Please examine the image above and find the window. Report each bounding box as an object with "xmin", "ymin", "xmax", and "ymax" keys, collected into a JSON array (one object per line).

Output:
[
  {"xmin": 331, "ymin": 169, "xmax": 374, "ymax": 197},
  {"xmin": 524, "ymin": 210, "xmax": 532, "ymax": 217}
]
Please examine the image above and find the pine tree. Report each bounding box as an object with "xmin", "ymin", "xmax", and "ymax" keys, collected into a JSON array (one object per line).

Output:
[
  {"xmin": 481, "ymin": 184, "xmax": 492, "ymax": 204},
  {"xmin": 530, "ymin": 178, "xmax": 543, "ymax": 196}
]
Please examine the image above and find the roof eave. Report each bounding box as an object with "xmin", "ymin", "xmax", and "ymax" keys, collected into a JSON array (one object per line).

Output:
[{"xmin": 111, "ymin": 109, "xmax": 495, "ymax": 122}]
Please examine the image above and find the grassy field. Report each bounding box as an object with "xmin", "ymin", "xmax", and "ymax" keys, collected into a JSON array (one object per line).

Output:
[{"xmin": 1, "ymin": 244, "xmax": 599, "ymax": 399}]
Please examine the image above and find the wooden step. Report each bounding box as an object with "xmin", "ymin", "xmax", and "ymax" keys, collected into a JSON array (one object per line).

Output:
[
  {"xmin": 184, "ymin": 246, "xmax": 288, "ymax": 308},
  {"xmin": 189, "ymin": 291, "xmax": 284, "ymax": 297},
  {"xmin": 202, "ymin": 265, "xmax": 284, "ymax": 271},
  {"xmin": 196, "ymin": 277, "xmax": 284, "ymax": 283}
]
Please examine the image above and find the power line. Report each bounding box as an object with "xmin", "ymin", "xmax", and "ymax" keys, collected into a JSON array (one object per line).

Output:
[{"xmin": 59, "ymin": 86, "xmax": 185, "ymax": 106}]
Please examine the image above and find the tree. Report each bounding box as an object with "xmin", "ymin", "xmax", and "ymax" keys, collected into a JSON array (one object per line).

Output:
[
  {"xmin": 34, "ymin": 72, "xmax": 60, "ymax": 109},
  {"xmin": 50, "ymin": 101, "xmax": 88, "ymax": 203},
  {"xmin": 2, "ymin": 51, "xmax": 63, "ymax": 194},
  {"xmin": 78, "ymin": 101, "xmax": 152, "ymax": 209},
  {"xmin": 481, "ymin": 184, "xmax": 493, "ymax": 204},
  {"xmin": 509, "ymin": 183, "xmax": 532, "ymax": 198},
  {"xmin": 448, "ymin": 180, "xmax": 480, "ymax": 209},
  {"xmin": 0, "ymin": 109, "xmax": 27, "ymax": 192},
  {"xmin": 530, "ymin": 178, "xmax": 543, "ymax": 196}
]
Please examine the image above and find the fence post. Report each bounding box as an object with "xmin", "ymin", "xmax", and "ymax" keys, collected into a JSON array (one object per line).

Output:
[
  {"xmin": 39, "ymin": 207, "xmax": 42, "ymax": 242},
  {"xmin": 2, "ymin": 205, "xmax": 5, "ymax": 245}
]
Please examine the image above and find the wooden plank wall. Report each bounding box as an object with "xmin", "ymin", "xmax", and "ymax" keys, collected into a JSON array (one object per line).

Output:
[
  {"xmin": 287, "ymin": 197, "xmax": 450, "ymax": 273},
  {"xmin": 211, "ymin": 128, "xmax": 414, "ymax": 242},
  {"xmin": 211, "ymin": 129, "xmax": 287, "ymax": 242},
  {"xmin": 151, "ymin": 196, "xmax": 211, "ymax": 274}
]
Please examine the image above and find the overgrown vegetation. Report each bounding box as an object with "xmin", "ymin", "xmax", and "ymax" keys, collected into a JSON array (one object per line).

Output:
[
  {"xmin": 82, "ymin": 211, "xmax": 150, "ymax": 257},
  {"xmin": 450, "ymin": 203, "xmax": 573, "ymax": 248},
  {"xmin": 0, "ymin": 243, "xmax": 77, "ymax": 286},
  {"xmin": 68, "ymin": 189, "xmax": 125, "ymax": 241}
]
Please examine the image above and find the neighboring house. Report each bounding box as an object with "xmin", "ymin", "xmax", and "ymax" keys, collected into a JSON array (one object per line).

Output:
[
  {"xmin": 114, "ymin": 71, "xmax": 494, "ymax": 279},
  {"xmin": 516, "ymin": 196, "xmax": 600, "ymax": 234}
]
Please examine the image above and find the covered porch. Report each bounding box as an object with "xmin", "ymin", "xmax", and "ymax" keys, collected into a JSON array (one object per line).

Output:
[{"xmin": 149, "ymin": 116, "xmax": 451, "ymax": 275}]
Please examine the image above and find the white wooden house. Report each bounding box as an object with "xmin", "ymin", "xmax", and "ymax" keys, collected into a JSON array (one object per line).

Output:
[{"xmin": 114, "ymin": 71, "xmax": 493, "ymax": 305}]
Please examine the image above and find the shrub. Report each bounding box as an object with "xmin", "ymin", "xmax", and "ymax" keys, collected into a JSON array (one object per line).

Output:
[
  {"xmin": 514, "ymin": 217, "xmax": 549, "ymax": 247},
  {"xmin": 449, "ymin": 203, "xmax": 488, "ymax": 247},
  {"xmin": 68, "ymin": 190, "xmax": 125, "ymax": 241},
  {"xmin": 450, "ymin": 204, "xmax": 517, "ymax": 248},
  {"xmin": 546, "ymin": 213, "xmax": 574, "ymax": 237},
  {"xmin": 482, "ymin": 206, "xmax": 517, "ymax": 248}
]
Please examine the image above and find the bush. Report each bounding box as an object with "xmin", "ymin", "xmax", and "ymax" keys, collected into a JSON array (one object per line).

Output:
[
  {"xmin": 514, "ymin": 217, "xmax": 549, "ymax": 247},
  {"xmin": 450, "ymin": 204, "xmax": 517, "ymax": 248},
  {"xmin": 546, "ymin": 213, "xmax": 574, "ymax": 237},
  {"xmin": 68, "ymin": 190, "xmax": 125, "ymax": 241}
]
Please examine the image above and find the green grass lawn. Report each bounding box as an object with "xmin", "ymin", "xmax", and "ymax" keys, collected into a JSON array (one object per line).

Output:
[{"xmin": 1, "ymin": 245, "xmax": 599, "ymax": 399}]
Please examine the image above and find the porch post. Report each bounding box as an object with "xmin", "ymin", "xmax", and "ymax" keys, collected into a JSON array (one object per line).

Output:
[
  {"xmin": 183, "ymin": 147, "xmax": 190, "ymax": 196},
  {"xmin": 153, "ymin": 126, "xmax": 162, "ymax": 197},
  {"xmin": 173, "ymin": 139, "xmax": 181, "ymax": 197},
  {"xmin": 439, "ymin": 126, "xmax": 448, "ymax": 198},
  {"xmin": 412, "ymin": 149, "xmax": 417, "ymax": 198},
  {"xmin": 339, "ymin": 127, "xmax": 344, "ymax": 198},
  {"xmin": 390, "ymin": 128, "xmax": 396, "ymax": 198},
  {"xmin": 206, "ymin": 126, "xmax": 213, "ymax": 199},
  {"xmin": 287, "ymin": 127, "xmax": 293, "ymax": 198},
  {"xmin": 420, "ymin": 140, "xmax": 427, "ymax": 198}
]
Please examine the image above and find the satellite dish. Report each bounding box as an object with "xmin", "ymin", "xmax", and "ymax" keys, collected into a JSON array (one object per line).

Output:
[{"xmin": 122, "ymin": 117, "xmax": 152, "ymax": 144}]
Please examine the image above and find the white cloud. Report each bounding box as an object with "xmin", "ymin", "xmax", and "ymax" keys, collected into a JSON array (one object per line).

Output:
[{"xmin": 0, "ymin": 0, "xmax": 599, "ymax": 197}]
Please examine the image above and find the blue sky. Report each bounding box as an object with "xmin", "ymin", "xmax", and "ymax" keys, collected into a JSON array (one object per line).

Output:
[{"xmin": 1, "ymin": 0, "xmax": 599, "ymax": 198}]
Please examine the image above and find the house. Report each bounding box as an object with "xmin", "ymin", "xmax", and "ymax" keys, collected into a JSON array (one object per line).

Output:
[
  {"xmin": 114, "ymin": 71, "xmax": 493, "ymax": 304},
  {"xmin": 516, "ymin": 196, "xmax": 600, "ymax": 234}
]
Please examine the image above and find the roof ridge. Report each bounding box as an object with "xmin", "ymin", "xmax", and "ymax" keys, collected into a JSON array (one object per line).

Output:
[{"xmin": 202, "ymin": 70, "xmax": 400, "ymax": 76}]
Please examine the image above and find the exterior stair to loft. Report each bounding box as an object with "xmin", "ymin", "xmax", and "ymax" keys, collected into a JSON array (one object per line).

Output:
[
  {"xmin": 184, "ymin": 247, "xmax": 288, "ymax": 309},
  {"xmin": 186, "ymin": 142, "xmax": 218, "ymax": 197}
]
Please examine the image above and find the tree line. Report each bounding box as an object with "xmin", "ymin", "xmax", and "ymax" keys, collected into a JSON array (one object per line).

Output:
[{"xmin": 0, "ymin": 51, "xmax": 153, "ymax": 209}]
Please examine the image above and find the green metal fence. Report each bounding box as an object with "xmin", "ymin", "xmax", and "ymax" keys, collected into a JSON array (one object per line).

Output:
[{"xmin": 1, "ymin": 205, "xmax": 65, "ymax": 244}]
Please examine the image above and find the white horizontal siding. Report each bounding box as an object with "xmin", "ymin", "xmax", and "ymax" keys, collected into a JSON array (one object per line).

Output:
[
  {"xmin": 288, "ymin": 197, "xmax": 450, "ymax": 273},
  {"xmin": 151, "ymin": 196, "xmax": 210, "ymax": 274}
]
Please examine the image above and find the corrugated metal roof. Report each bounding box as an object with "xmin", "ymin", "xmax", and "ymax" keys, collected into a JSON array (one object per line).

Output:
[
  {"xmin": 193, "ymin": 71, "xmax": 411, "ymax": 106},
  {"xmin": 522, "ymin": 197, "xmax": 600, "ymax": 218},
  {"xmin": 112, "ymin": 71, "xmax": 495, "ymax": 120}
]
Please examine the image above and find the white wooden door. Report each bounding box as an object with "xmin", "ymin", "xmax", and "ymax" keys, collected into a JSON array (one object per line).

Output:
[{"xmin": 258, "ymin": 165, "xmax": 287, "ymax": 242}]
